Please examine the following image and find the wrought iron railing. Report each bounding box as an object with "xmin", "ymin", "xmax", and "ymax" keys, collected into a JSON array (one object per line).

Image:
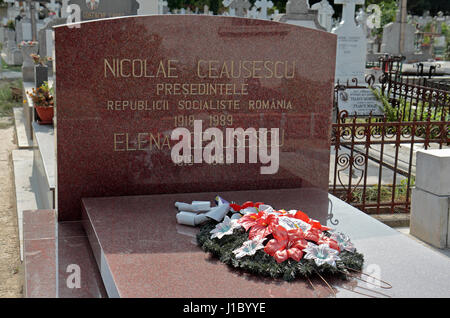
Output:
[{"xmin": 330, "ymin": 110, "xmax": 449, "ymax": 214}]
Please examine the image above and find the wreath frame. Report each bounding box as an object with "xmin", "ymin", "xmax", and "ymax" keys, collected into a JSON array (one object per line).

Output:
[{"xmin": 197, "ymin": 219, "xmax": 364, "ymax": 282}]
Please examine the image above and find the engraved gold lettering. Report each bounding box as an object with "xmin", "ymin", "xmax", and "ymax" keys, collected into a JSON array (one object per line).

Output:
[
  {"xmin": 126, "ymin": 133, "xmax": 136, "ymax": 151},
  {"xmin": 138, "ymin": 133, "xmax": 148, "ymax": 150},
  {"xmin": 114, "ymin": 133, "xmax": 125, "ymax": 151},
  {"xmin": 104, "ymin": 59, "xmax": 115, "ymax": 77},
  {"xmin": 120, "ymin": 59, "xmax": 131, "ymax": 77}
]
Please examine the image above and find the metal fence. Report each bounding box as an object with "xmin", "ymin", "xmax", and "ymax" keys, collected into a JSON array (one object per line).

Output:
[
  {"xmin": 330, "ymin": 110, "xmax": 449, "ymax": 214},
  {"xmin": 331, "ymin": 55, "xmax": 450, "ymax": 214},
  {"xmin": 380, "ymin": 72, "xmax": 450, "ymax": 121}
]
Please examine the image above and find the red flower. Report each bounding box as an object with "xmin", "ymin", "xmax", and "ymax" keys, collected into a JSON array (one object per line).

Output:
[
  {"xmin": 304, "ymin": 228, "xmax": 321, "ymax": 243},
  {"xmin": 237, "ymin": 211, "xmax": 278, "ymax": 240},
  {"xmin": 318, "ymin": 235, "xmax": 340, "ymax": 252},
  {"xmin": 293, "ymin": 210, "xmax": 331, "ymax": 232},
  {"xmin": 230, "ymin": 203, "xmax": 242, "ymax": 212},
  {"xmin": 230, "ymin": 201, "xmax": 264, "ymax": 212},
  {"xmin": 264, "ymin": 226, "xmax": 308, "ymax": 263}
]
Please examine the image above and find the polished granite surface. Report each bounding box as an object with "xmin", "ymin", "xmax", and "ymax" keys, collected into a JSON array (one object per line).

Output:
[
  {"xmin": 81, "ymin": 188, "xmax": 450, "ymax": 298},
  {"xmin": 23, "ymin": 210, "xmax": 107, "ymax": 298},
  {"xmin": 55, "ymin": 16, "xmax": 336, "ymax": 221}
]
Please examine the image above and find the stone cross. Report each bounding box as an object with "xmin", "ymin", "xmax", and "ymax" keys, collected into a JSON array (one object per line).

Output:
[
  {"xmin": 158, "ymin": 0, "xmax": 167, "ymax": 14},
  {"xmin": 222, "ymin": 0, "xmax": 235, "ymax": 17},
  {"xmin": 61, "ymin": 0, "xmax": 69, "ymax": 18},
  {"xmin": 255, "ymin": 0, "xmax": 273, "ymax": 20},
  {"xmin": 230, "ymin": 0, "xmax": 251, "ymax": 17},
  {"xmin": 311, "ymin": 0, "xmax": 334, "ymax": 31},
  {"xmin": 47, "ymin": 0, "xmax": 59, "ymax": 17},
  {"xmin": 335, "ymin": 0, "xmax": 364, "ymax": 27},
  {"xmin": 269, "ymin": 9, "xmax": 279, "ymax": 20},
  {"xmin": 247, "ymin": 6, "xmax": 258, "ymax": 19}
]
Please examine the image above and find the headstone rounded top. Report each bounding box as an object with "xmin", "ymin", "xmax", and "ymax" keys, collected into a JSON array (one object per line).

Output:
[
  {"xmin": 54, "ymin": 14, "xmax": 337, "ymax": 221},
  {"xmin": 286, "ymin": 0, "xmax": 310, "ymax": 14}
]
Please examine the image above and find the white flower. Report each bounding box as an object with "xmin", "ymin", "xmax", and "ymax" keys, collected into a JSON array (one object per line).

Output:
[
  {"xmin": 210, "ymin": 216, "xmax": 240, "ymax": 240},
  {"xmin": 232, "ymin": 239, "xmax": 266, "ymax": 259},
  {"xmin": 240, "ymin": 207, "xmax": 258, "ymax": 215},
  {"xmin": 330, "ymin": 232, "xmax": 356, "ymax": 252},
  {"xmin": 303, "ymin": 243, "xmax": 340, "ymax": 267},
  {"xmin": 258, "ymin": 204, "xmax": 275, "ymax": 214},
  {"xmin": 230, "ymin": 213, "xmax": 242, "ymax": 220}
]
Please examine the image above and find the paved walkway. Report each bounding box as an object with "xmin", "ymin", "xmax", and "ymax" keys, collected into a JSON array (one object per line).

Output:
[
  {"xmin": 0, "ymin": 71, "xmax": 22, "ymax": 80},
  {"xmin": 0, "ymin": 118, "xmax": 22, "ymax": 297}
]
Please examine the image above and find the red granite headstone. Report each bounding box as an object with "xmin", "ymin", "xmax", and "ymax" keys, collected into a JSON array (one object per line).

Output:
[{"xmin": 55, "ymin": 16, "xmax": 336, "ymax": 221}]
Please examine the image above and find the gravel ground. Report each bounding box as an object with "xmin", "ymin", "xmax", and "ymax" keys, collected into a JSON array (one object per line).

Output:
[{"xmin": 0, "ymin": 117, "xmax": 23, "ymax": 298}]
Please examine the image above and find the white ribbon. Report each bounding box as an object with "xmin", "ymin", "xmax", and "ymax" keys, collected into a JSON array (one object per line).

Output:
[{"xmin": 175, "ymin": 196, "xmax": 230, "ymax": 226}]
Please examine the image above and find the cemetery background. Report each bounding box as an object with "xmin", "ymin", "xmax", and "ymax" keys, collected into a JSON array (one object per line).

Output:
[{"xmin": 0, "ymin": 0, "xmax": 447, "ymax": 298}]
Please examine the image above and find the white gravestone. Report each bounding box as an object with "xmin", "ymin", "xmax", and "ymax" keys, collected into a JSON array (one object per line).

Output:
[
  {"xmin": 337, "ymin": 88, "xmax": 384, "ymax": 116},
  {"xmin": 381, "ymin": 9, "xmax": 416, "ymax": 57},
  {"xmin": 158, "ymin": 0, "xmax": 168, "ymax": 14},
  {"xmin": 247, "ymin": 6, "xmax": 259, "ymax": 19},
  {"xmin": 273, "ymin": 0, "xmax": 324, "ymax": 31},
  {"xmin": 61, "ymin": 0, "xmax": 69, "ymax": 18},
  {"xmin": 411, "ymin": 149, "xmax": 450, "ymax": 248},
  {"xmin": 332, "ymin": 0, "xmax": 366, "ymax": 85},
  {"xmin": 222, "ymin": 0, "xmax": 235, "ymax": 17},
  {"xmin": 311, "ymin": 0, "xmax": 334, "ymax": 32},
  {"xmin": 255, "ymin": 0, "xmax": 273, "ymax": 20},
  {"xmin": 229, "ymin": 0, "xmax": 250, "ymax": 17},
  {"xmin": 137, "ymin": 0, "xmax": 158, "ymax": 15}
]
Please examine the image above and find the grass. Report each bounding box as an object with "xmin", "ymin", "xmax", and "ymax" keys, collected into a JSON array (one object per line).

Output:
[
  {"xmin": 0, "ymin": 78, "xmax": 23, "ymax": 117},
  {"xmin": 351, "ymin": 177, "xmax": 415, "ymax": 205},
  {"xmin": 0, "ymin": 57, "xmax": 22, "ymax": 73}
]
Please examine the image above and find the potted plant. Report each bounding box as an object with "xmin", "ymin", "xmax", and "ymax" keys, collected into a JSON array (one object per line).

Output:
[
  {"xmin": 5, "ymin": 20, "xmax": 15, "ymax": 31},
  {"xmin": 27, "ymin": 81, "xmax": 54, "ymax": 125},
  {"xmin": 4, "ymin": 20, "xmax": 16, "ymax": 46},
  {"xmin": 31, "ymin": 53, "xmax": 52, "ymax": 88}
]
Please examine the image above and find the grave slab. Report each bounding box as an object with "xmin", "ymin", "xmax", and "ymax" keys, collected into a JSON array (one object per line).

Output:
[
  {"xmin": 82, "ymin": 188, "xmax": 331, "ymax": 298},
  {"xmin": 23, "ymin": 209, "xmax": 107, "ymax": 298},
  {"xmin": 82, "ymin": 190, "xmax": 450, "ymax": 298},
  {"xmin": 13, "ymin": 107, "xmax": 33, "ymax": 149},
  {"xmin": 12, "ymin": 149, "xmax": 38, "ymax": 261},
  {"xmin": 32, "ymin": 121, "xmax": 56, "ymax": 210}
]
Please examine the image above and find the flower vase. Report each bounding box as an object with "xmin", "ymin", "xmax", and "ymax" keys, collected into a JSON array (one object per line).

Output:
[{"xmin": 35, "ymin": 106, "xmax": 54, "ymax": 125}]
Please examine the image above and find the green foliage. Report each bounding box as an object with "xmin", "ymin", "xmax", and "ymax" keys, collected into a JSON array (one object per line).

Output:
[
  {"xmin": 6, "ymin": 19, "xmax": 15, "ymax": 31},
  {"xmin": 27, "ymin": 81, "xmax": 54, "ymax": 108},
  {"xmin": 365, "ymin": 0, "xmax": 398, "ymax": 39},
  {"xmin": 396, "ymin": 177, "xmax": 415, "ymax": 199},
  {"xmin": 441, "ymin": 23, "xmax": 450, "ymax": 60},
  {"xmin": 0, "ymin": 79, "xmax": 22, "ymax": 117},
  {"xmin": 197, "ymin": 220, "xmax": 364, "ymax": 282},
  {"xmin": 352, "ymin": 177, "xmax": 415, "ymax": 206},
  {"xmin": 371, "ymin": 87, "xmax": 398, "ymax": 121},
  {"xmin": 371, "ymin": 87, "xmax": 450, "ymax": 123}
]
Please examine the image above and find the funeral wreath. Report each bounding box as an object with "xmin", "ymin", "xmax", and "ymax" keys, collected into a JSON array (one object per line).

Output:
[{"xmin": 177, "ymin": 197, "xmax": 364, "ymax": 282}]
